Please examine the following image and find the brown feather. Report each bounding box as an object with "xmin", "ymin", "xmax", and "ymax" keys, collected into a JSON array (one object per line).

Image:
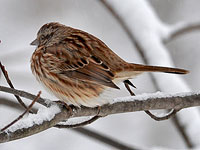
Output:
[
  {"xmin": 115, "ymin": 63, "xmax": 189, "ymax": 80},
  {"xmin": 44, "ymin": 42, "xmax": 119, "ymax": 89},
  {"xmin": 129, "ymin": 63, "xmax": 189, "ymax": 74}
]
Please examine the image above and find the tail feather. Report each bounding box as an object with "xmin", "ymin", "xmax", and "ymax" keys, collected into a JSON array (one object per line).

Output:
[
  {"xmin": 115, "ymin": 63, "xmax": 189, "ymax": 81},
  {"xmin": 131, "ymin": 63, "xmax": 189, "ymax": 74}
]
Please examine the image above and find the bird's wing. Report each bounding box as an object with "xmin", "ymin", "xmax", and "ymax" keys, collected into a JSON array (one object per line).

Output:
[{"xmin": 43, "ymin": 32, "xmax": 119, "ymax": 89}]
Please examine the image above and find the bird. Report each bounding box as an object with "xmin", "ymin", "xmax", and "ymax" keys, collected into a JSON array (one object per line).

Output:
[{"xmin": 30, "ymin": 22, "xmax": 189, "ymax": 108}]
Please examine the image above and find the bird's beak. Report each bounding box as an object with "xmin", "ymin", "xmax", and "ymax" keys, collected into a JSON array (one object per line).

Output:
[{"xmin": 30, "ymin": 39, "xmax": 39, "ymax": 46}]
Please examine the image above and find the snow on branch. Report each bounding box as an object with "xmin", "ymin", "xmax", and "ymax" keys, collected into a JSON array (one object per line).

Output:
[
  {"xmin": 165, "ymin": 21, "xmax": 200, "ymax": 43},
  {"xmin": 0, "ymin": 91, "xmax": 41, "ymax": 132},
  {"xmin": 0, "ymin": 86, "xmax": 200, "ymax": 143}
]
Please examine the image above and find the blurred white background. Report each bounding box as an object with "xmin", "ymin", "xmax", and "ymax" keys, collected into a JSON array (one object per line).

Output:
[{"xmin": 0, "ymin": 0, "xmax": 200, "ymax": 149}]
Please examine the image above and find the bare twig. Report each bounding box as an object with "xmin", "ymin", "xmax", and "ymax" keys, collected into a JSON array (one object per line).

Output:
[
  {"xmin": 0, "ymin": 91, "xmax": 41, "ymax": 132},
  {"xmin": 55, "ymin": 115, "xmax": 101, "ymax": 129},
  {"xmin": 0, "ymin": 97, "xmax": 25, "ymax": 110},
  {"xmin": 0, "ymin": 85, "xmax": 54, "ymax": 107},
  {"xmin": 0, "ymin": 97, "xmax": 37, "ymax": 112},
  {"xmin": 144, "ymin": 109, "xmax": 178, "ymax": 121},
  {"xmin": 124, "ymin": 79, "xmax": 179, "ymax": 121},
  {"xmin": 73, "ymin": 128, "xmax": 139, "ymax": 150},
  {"xmin": 55, "ymin": 106, "xmax": 101, "ymax": 128},
  {"xmin": 0, "ymin": 61, "xmax": 32, "ymax": 112}
]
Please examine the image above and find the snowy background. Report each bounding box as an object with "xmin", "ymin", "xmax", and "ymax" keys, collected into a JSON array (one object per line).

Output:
[{"xmin": 0, "ymin": 0, "xmax": 200, "ymax": 149}]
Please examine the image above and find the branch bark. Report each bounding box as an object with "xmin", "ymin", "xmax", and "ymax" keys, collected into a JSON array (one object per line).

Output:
[
  {"xmin": 0, "ymin": 96, "xmax": 138, "ymax": 150},
  {"xmin": 0, "ymin": 86, "xmax": 200, "ymax": 143},
  {"xmin": 0, "ymin": 85, "xmax": 54, "ymax": 107},
  {"xmin": 0, "ymin": 91, "xmax": 41, "ymax": 132},
  {"xmin": 0, "ymin": 61, "xmax": 30, "ymax": 112}
]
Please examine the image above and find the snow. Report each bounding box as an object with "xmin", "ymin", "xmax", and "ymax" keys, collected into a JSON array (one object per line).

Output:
[
  {"xmin": 108, "ymin": 0, "xmax": 171, "ymax": 39},
  {"xmin": 112, "ymin": 91, "xmax": 197, "ymax": 103},
  {"xmin": 3, "ymin": 90, "xmax": 198, "ymax": 133},
  {"xmin": 5, "ymin": 105, "xmax": 60, "ymax": 133},
  {"xmin": 58, "ymin": 116, "xmax": 93, "ymax": 126},
  {"xmin": 167, "ymin": 22, "xmax": 186, "ymax": 39},
  {"xmin": 43, "ymin": 98, "xmax": 56, "ymax": 106}
]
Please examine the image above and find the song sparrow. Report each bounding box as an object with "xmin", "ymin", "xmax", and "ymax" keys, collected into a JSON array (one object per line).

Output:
[{"xmin": 30, "ymin": 22, "xmax": 188, "ymax": 107}]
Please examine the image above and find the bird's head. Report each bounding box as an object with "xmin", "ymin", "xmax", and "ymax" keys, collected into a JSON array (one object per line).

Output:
[{"xmin": 30, "ymin": 22, "xmax": 67, "ymax": 47}]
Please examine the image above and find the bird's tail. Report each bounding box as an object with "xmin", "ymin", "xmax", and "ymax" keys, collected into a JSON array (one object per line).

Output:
[
  {"xmin": 115, "ymin": 63, "xmax": 189, "ymax": 80},
  {"xmin": 129, "ymin": 63, "xmax": 189, "ymax": 74}
]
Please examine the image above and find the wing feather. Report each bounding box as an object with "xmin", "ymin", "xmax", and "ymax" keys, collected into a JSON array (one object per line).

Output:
[{"xmin": 43, "ymin": 32, "xmax": 119, "ymax": 89}]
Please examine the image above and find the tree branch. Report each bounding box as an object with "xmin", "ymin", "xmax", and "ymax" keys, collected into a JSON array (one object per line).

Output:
[
  {"xmin": 0, "ymin": 97, "xmax": 26, "ymax": 110},
  {"xmin": 0, "ymin": 85, "xmax": 54, "ymax": 107},
  {"xmin": 0, "ymin": 95, "xmax": 138, "ymax": 150},
  {"xmin": 55, "ymin": 115, "xmax": 102, "ymax": 129},
  {"xmin": 0, "ymin": 61, "xmax": 31, "ymax": 112},
  {"xmin": 0, "ymin": 86, "xmax": 200, "ymax": 143},
  {"xmin": 144, "ymin": 109, "xmax": 179, "ymax": 121},
  {"xmin": 0, "ymin": 91, "xmax": 41, "ymax": 132}
]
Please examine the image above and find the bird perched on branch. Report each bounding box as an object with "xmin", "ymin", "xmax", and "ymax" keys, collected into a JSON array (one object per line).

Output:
[{"xmin": 30, "ymin": 22, "xmax": 189, "ymax": 107}]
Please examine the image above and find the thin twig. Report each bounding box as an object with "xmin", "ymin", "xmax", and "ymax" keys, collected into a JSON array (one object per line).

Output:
[
  {"xmin": 0, "ymin": 85, "xmax": 54, "ymax": 107},
  {"xmin": 73, "ymin": 128, "xmax": 139, "ymax": 150},
  {"xmin": 124, "ymin": 80, "xmax": 178, "ymax": 121},
  {"xmin": 55, "ymin": 106, "xmax": 101, "ymax": 128},
  {"xmin": 55, "ymin": 115, "xmax": 101, "ymax": 129},
  {"xmin": 0, "ymin": 91, "xmax": 41, "ymax": 132},
  {"xmin": 0, "ymin": 97, "xmax": 37, "ymax": 112},
  {"xmin": 0, "ymin": 61, "xmax": 32, "ymax": 113},
  {"xmin": 144, "ymin": 109, "xmax": 178, "ymax": 121}
]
